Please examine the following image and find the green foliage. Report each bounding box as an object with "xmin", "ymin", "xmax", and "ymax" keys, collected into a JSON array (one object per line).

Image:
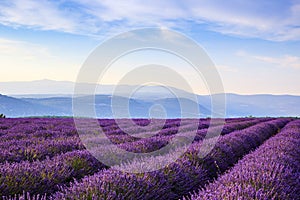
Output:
[{"xmin": 0, "ymin": 113, "xmax": 6, "ymax": 118}]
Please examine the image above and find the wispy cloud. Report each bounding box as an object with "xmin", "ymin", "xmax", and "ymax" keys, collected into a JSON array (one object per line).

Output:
[
  {"xmin": 0, "ymin": 0, "xmax": 77, "ymax": 32},
  {"xmin": 0, "ymin": 0, "xmax": 300, "ymax": 41},
  {"xmin": 254, "ymin": 55, "xmax": 300, "ymax": 69},
  {"xmin": 236, "ymin": 50, "xmax": 300, "ymax": 69},
  {"xmin": 189, "ymin": 0, "xmax": 300, "ymax": 41}
]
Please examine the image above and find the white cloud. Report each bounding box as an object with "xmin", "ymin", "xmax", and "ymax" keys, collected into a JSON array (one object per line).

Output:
[
  {"xmin": 187, "ymin": 0, "xmax": 300, "ymax": 41},
  {"xmin": 254, "ymin": 55, "xmax": 300, "ymax": 69},
  {"xmin": 236, "ymin": 50, "xmax": 300, "ymax": 69},
  {"xmin": 0, "ymin": 0, "xmax": 300, "ymax": 41},
  {"xmin": 0, "ymin": 0, "xmax": 77, "ymax": 32}
]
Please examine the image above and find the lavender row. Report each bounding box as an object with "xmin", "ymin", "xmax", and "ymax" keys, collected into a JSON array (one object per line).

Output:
[
  {"xmin": 118, "ymin": 117, "xmax": 268, "ymax": 146},
  {"xmin": 0, "ymin": 119, "xmax": 220, "ymax": 163},
  {"xmin": 114, "ymin": 118, "xmax": 290, "ymax": 197},
  {"xmin": 76, "ymin": 119, "xmax": 212, "ymax": 146},
  {"xmin": 193, "ymin": 117, "xmax": 272, "ymax": 141},
  {"xmin": 116, "ymin": 118, "xmax": 269, "ymax": 153},
  {"xmin": 0, "ymin": 150, "xmax": 105, "ymax": 198},
  {"xmin": 0, "ymin": 137, "xmax": 85, "ymax": 163},
  {"xmin": 190, "ymin": 118, "xmax": 289, "ymax": 180},
  {"xmin": 0, "ymin": 118, "xmax": 75, "ymax": 135},
  {"xmin": 45, "ymin": 119, "xmax": 210, "ymax": 157},
  {"xmin": 96, "ymin": 118, "xmax": 258, "ymax": 138},
  {"xmin": 0, "ymin": 117, "xmax": 254, "ymax": 136},
  {"xmin": 0, "ymin": 118, "xmax": 255, "ymax": 152},
  {"xmin": 188, "ymin": 119, "xmax": 300, "ymax": 200},
  {"xmin": 0, "ymin": 118, "xmax": 131, "ymax": 140},
  {"xmin": 0, "ymin": 118, "xmax": 271, "ymax": 164},
  {"xmin": 52, "ymin": 118, "xmax": 290, "ymax": 200},
  {"xmin": 0, "ymin": 118, "xmax": 206, "ymax": 143},
  {"xmin": 0, "ymin": 121, "xmax": 206, "ymax": 164},
  {"xmin": 0, "ymin": 118, "xmax": 252, "ymax": 142},
  {"xmin": 84, "ymin": 118, "xmax": 268, "ymax": 156}
]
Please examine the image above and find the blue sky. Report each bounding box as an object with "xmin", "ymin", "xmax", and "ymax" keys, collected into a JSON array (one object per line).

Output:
[{"xmin": 0, "ymin": 0, "xmax": 300, "ymax": 95}]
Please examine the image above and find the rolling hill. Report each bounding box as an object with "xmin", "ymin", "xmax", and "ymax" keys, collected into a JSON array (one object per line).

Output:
[{"xmin": 0, "ymin": 80, "xmax": 299, "ymax": 118}]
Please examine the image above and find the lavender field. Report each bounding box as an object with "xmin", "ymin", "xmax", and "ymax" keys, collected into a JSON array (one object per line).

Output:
[{"xmin": 0, "ymin": 117, "xmax": 299, "ymax": 200}]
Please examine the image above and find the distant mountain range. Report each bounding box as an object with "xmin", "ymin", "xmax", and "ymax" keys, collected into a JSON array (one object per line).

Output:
[
  {"xmin": 0, "ymin": 80, "xmax": 299, "ymax": 118},
  {"xmin": 0, "ymin": 94, "xmax": 211, "ymax": 118},
  {"xmin": 0, "ymin": 79, "xmax": 190, "ymax": 99}
]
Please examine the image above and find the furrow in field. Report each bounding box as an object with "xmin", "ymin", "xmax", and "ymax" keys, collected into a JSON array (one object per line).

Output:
[
  {"xmin": 187, "ymin": 119, "xmax": 300, "ymax": 200},
  {"xmin": 52, "ymin": 118, "xmax": 290, "ymax": 200},
  {"xmin": 0, "ymin": 150, "xmax": 106, "ymax": 198}
]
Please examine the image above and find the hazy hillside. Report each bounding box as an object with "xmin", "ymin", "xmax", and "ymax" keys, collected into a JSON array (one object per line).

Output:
[
  {"xmin": 0, "ymin": 93, "xmax": 299, "ymax": 118},
  {"xmin": 0, "ymin": 79, "xmax": 190, "ymax": 99},
  {"xmin": 18, "ymin": 95, "xmax": 210, "ymax": 118},
  {"xmin": 0, "ymin": 80, "xmax": 299, "ymax": 118},
  {"xmin": 0, "ymin": 94, "xmax": 60, "ymax": 117}
]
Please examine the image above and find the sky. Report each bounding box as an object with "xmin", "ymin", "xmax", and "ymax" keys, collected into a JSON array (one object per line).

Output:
[{"xmin": 0, "ymin": 0, "xmax": 300, "ymax": 95}]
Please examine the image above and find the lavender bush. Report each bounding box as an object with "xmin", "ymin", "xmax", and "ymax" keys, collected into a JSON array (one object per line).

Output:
[
  {"xmin": 0, "ymin": 117, "xmax": 297, "ymax": 200},
  {"xmin": 188, "ymin": 120, "xmax": 300, "ymax": 200},
  {"xmin": 53, "ymin": 118, "xmax": 289, "ymax": 199}
]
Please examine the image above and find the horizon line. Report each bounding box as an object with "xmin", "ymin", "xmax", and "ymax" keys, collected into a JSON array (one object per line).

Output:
[{"xmin": 0, "ymin": 79, "xmax": 299, "ymax": 96}]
